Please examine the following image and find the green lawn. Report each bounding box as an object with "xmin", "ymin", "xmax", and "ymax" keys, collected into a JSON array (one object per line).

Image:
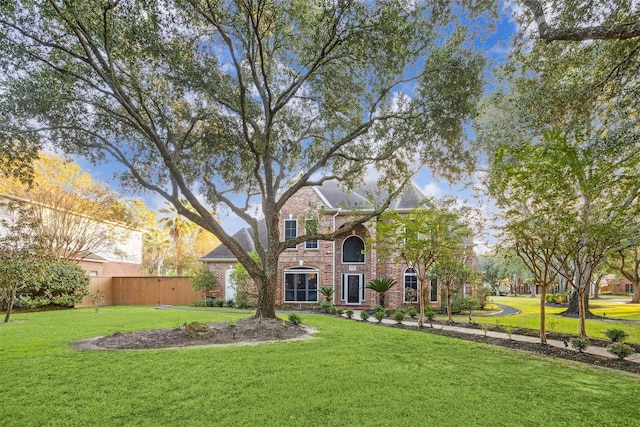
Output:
[
  {"xmin": 455, "ymin": 296, "xmax": 640, "ymax": 342},
  {"xmin": 1, "ymin": 306, "xmax": 639, "ymax": 426}
]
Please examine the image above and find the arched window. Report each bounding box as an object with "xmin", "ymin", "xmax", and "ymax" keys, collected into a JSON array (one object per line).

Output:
[
  {"xmin": 342, "ymin": 236, "xmax": 365, "ymax": 263},
  {"xmin": 404, "ymin": 268, "xmax": 418, "ymax": 303}
]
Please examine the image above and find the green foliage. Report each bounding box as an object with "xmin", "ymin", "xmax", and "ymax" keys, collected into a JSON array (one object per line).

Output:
[
  {"xmin": 374, "ymin": 310, "xmax": 386, "ymax": 323},
  {"xmin": 407, "ymin": 306, "xmax": 418, "ymax": 319},
  {"xmin": 335, "ymin": 308, "xmax": 344, "ymax": 316},
  {"xmin": 372, "ymin": 304, "xmax": 384, "ymax": 313},
  {"xmin": 385, "ymin": 308, "xmax": 394, "ymax": 318},
  {"xmin": 607, "ymin": 342, "xmax": 634, "ymax": 360},
  {"xmin": 393, "ymin": 309, "xmax": 406, "ymax": 324},
  {"xmin": 346, "ymin": 309, "xmax": 354, "ymax": 319},
  {"xmin": 360, "ymin": 310, "xmax": 369, "ymax": 321},
  {"xmin": 570, "ymin": 337, "xmax": 590, "ymax": 353},
  {"xmin": 191, "ymin": 266, "xmax": 217, "ymax": 292},
  {"xmin": 450, "ymin": 295, "xmax": 479, "ymax": 314},
  {"xmin": 226, "ymin": 299, "xmax": 235, "ymax": 308},
  {"xmin": 366, "ymin": 278, "xmax": 396, "ymax": 306},
  {"xmin": 287, "ymin": 313, "xmax": 302, "ymax": 326},
  {"xmin": 320, "ymin": 287, "xmax": 335, "ymax": 302},
  {"xmin": 604, "ymin": 329, "xmax": 628, "ymax": 343},
  {"xmin": 424, "ymin": 306, "xmax": 436, "ymax": 321},
  {"xmin": 14, "ymin": 262, "xmax": 89, "ymax": 309},
  {"xmin": 235, "ymin": 291, "xmax": 250, "ymax": 309}
]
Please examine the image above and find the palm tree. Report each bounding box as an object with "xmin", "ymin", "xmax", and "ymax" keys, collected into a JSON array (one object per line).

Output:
[
  {"xmin": 158, "ymin": 203, "xmax": 197, "ymax": 276},
  {"xmin": 366, "ymin": 278, "xmax": 397, "ymax": 307},
  {"xmin": 143, "ymin": 229, "xmax": 172, "ymax": 275}
]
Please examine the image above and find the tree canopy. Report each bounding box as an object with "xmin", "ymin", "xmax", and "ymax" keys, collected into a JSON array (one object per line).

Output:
[{"xmin": 0, "ymin": 1, "xmax": 495, "ymax": 319}]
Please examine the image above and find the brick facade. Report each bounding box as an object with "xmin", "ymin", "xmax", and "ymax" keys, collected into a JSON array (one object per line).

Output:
[{"xmin": 202, "ymin": 184, "xmax": 446, "ymax": 310}]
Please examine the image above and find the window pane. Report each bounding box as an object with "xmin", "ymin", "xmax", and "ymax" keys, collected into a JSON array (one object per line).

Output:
[{"xmin": 343, "ymin": 236, "xmax": 364, "ymax": 263}]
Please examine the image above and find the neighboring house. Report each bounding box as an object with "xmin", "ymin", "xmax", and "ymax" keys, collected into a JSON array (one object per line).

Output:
[
  {"xmin": 0, "ymin": 195, "xmax": 143, "ymax": 276},
  {"xmin": 201, "ymin": 180, "xmax": 469, "ymax": 309}
]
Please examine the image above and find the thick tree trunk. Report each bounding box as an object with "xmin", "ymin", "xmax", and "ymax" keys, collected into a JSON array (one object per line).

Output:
[
  {"xmin": 4, "ymin": 286, "xmax": 16, "ymax": 323},
  {"xmin": 632, "ymin": 282, "xmax": 640, "ymax": 304},
  {"xmin": 561, "ymin": 290, "xmax": 596, "ymax": 318}
]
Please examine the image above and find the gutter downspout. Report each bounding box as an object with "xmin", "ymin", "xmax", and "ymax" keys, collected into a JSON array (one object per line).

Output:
[{"xmin": 332, "ymin": 209, "xmax": 341, "ymax": 306}]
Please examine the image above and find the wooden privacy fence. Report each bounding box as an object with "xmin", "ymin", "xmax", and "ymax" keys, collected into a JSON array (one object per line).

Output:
[{"xmin": 76, "ymin": 276, "xmax": 201, "ymax": 308}]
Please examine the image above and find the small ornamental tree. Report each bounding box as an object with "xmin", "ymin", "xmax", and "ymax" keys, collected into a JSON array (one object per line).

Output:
[
  {"xmin": 0, "ymin": 201, "xmax": 56, "ymax": 322},
  {"xmin": 371, "ymin": 199, "xmax": 473, "ymax": 327},
  {"xmin": 192, "ymin": 265, "xmax": 217, "ymax": 305}
]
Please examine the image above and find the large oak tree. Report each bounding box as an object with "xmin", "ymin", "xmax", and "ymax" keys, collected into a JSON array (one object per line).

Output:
[{"xmin": 0, "ymin": 1, "xmax": 493, "ymax": 319}]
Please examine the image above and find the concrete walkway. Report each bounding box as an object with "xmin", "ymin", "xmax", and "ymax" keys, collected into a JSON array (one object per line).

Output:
[{"xmin": 349, "ymin": 311, "xmax": 640, "ymax": 364}]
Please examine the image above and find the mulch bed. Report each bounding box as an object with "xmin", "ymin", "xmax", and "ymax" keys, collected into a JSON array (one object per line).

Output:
[
  {"xmin": 70, "ymin": 318, "xmax": 310, "ymax": 351},
  {"xmin": 387, "ymin": 320, "xmax": 640, "ymax": 376}
]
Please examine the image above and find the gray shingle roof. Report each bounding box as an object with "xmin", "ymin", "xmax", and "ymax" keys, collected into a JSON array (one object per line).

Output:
[
  {"xmin": 314, "ymin": 180, "xmax": 425, "ymax": 210},
  {"xmin": 199, "ymin": 220, "xmax": 267, "ymax": 260},
  {"xmin": 200, "ymin": 180, "xmax": 426, "ymax": 261}
]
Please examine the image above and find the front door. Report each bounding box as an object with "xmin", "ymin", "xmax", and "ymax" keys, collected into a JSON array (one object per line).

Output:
[{"xmin": 345, "ymin": 274, "xmax": 362, "ymax": 304}]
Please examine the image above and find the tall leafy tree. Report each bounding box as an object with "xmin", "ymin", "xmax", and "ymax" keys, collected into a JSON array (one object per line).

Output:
[
  {"xmin": 0, "ymin": 153, "xmax": 140, "ymax": 262},
  {"xmin": 605, "ymin": 246, "xmax": 640, "ymax": 303},
  {"xmin": 0, "ymin": 1, "xmax": 494, "ymax": 320}
]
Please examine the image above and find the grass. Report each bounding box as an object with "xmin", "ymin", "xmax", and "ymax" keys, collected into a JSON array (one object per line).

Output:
[
  {"xmin": 2, "ymin": 306, "xmax": 640, "ymax": 426},
  {"xmin": 453, "ymin": 296, "xmax": 640, "ymax": 342}
]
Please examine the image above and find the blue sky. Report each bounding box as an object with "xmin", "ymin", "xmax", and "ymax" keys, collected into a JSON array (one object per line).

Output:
[{"xmin": 72, "ymin": 6, "xmax": 517, "ymax": 254}]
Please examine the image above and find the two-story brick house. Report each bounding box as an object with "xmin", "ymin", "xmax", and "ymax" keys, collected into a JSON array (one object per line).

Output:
[{"xmin": 200, "ymin": 180, "xmax": 440, "ymax": 309}]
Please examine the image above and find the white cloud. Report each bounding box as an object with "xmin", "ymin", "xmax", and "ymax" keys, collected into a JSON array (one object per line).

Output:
[{"xmin": 421, "ymin": 182, "xmax": 443, "ymax": 198}]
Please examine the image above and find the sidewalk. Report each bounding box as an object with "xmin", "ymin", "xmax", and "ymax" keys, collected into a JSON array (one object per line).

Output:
[{"xmin": 348, "ymin": 310, "xmax": 640, "ymax": 364}]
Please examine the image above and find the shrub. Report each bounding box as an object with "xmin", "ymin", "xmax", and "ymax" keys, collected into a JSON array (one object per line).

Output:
[
  {"xmin": 360, "ymin": 310, "xmax": 369, "ymax": 321},
  {"xmin": 336, "ymin": 308, "xmax": 344, "ymax": 316},
  {"xmin": 384, "ymin": 308, "xmax": 394, "ymax": 318},
  {"xmin": 545, "ymin": 294, "xmax": 554, "ymax": 303},
  {"xmin": 374, "ymin": 310, "xmax": 385, "ymax": 323},
  {"xmin": 570, "ymin": 337, "xmax": 590, "ymax": 353},
  {"xmin": 393, "ymin": 308, "xmax": 406, "ymax": 324},
  {"xmin": 607, "ymin": 342, "xmax": 634, "ymax": 360},
  {"xmin": 318, "ymin": 300, "xmax": 331, "ymax": 313},
  {"xmin": 553, "ymin": 294, "xmax": 567, "ymax": 304},
  {"xmin": 215, "ymin": 299, "xmax": 224, "ymax": 307},
  {"xmin": 204, "ymin": 297, "xmax": 216, "ymax": 307},
  {"xmin": 372, "ymin": 304, "xmax": 384, "ymax": 313},
  {"xmin": 191, "ymin": 266, "xmax": 216, "ymax": 292},
  {"xmin": 23, "ymin": 262, "xmax": 90, "ymax": 308},
  {"xmin": 407, "ymin": 306, "xmax": 418, "ymax": 319},
  {"xmin": 288, "ymin": 313, "xmax": 302, "ymax": 325},
  {"xmin": 605, "ymin": 329, "xmax": 628, "ymax": 343},
  {"xmin": 226, "ymin": 299, "xmax": 235, "ymax": 308},
  {"xmin": 328, "ymin": 305, "xmax": 338, "ymax": 315},
  {"xmin": 319, "ymin": 286, "xmax": 334, "ymax": 302},
  {"xmin": 424, "ymin": 306, "xmax": 436, "ymax": 321},
  {"xmin": 450, "ymin": 295, "xmax": 479, "ymax": 314},
  {"xmin": 346, "ymin": 309, "xmax": 354, "ymax": 319},
  {"xmin": 236, "ymin": 291, "xmax": 249, "ymax": 308}
]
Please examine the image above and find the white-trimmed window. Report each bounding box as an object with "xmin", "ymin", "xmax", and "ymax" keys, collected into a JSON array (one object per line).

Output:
[
  {"xmin": 305, "ymin": 218, "xmax": 318, "ymax": 249},
  {"xmin": 342, "ymin": 235, "xmax": 365, "ymax": 263},
  {"xmin": 404, "ymin": 267, "xmax": 418, "ymax": 303},
  {"xmin": 284, "ymin": 267, "xmax": 319, "ymax": 303},
  {"xmin": 430, "ymin": 276, "xmax": 438, "ymax": 302},
  {"xmin": 284, "ymin": 219, "xmax": 297, "ymax": 249}
]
